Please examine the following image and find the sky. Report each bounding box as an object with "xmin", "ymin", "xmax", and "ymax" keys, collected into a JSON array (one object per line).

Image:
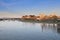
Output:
[{"xmin": 0, "ymin": 0, "xmax": 60, "ymax": 17}]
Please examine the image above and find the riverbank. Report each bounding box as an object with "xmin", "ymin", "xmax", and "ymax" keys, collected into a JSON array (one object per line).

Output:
[
  {"xmin": 0, "ymin": 18, "xmax": 60, "ymax": 24},
  {"xmin": 20, "ymin": 19, "xmax": 60, "ymax": 24}
]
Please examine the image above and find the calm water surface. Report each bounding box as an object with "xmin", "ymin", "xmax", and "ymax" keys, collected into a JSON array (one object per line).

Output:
[{"xmin": 0, "ymin": 20, "xmax": 60, "ymax": 40}]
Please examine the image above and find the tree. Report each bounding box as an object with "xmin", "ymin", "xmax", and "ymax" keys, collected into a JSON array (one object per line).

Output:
[{"xmin": 48, "ymin": 14, "xmax": 58, "ymax": 22}]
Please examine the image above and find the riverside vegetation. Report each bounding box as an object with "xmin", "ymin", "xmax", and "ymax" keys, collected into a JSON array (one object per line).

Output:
[
  {"xmin": 0, "ymin": 13, "xmax": 60, "ymax": 23},
  {"xmin": 21, "ymin": 14, "xmax": 60, "ymax": 23}
]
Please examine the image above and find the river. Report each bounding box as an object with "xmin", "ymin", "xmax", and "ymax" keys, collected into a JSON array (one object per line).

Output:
[{"xmin": 0, "ymin": 20, "xmax": 60, "ymax": 40}]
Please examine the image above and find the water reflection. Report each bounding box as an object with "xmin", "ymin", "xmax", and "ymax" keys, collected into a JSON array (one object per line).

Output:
[
  {"xmin": 0, "ymin": 21, "xmax": 60, "ymax": 40},
  {"xmin": 41, "ymin": 23, "xmax": 60, "ymax": 34},
  {"xmin": 57, "ymin": 24, "xmax": 60, "ymax": 33}
]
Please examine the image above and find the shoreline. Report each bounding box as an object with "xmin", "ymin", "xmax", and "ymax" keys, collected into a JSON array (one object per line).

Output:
[{"xmin": 0, "ymin": 18, "xmax": 60, "ymax": 24}]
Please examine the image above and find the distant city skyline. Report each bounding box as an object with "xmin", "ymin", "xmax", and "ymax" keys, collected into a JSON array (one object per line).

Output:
[{"xmin": 0, "ymin": 0, "xmax": 60, "ymax": 17}]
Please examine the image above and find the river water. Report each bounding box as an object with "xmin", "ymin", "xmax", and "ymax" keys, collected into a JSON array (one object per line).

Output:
[{"xmin": 0, "ymin": 20, "xmax": 60, "ymax": 40}]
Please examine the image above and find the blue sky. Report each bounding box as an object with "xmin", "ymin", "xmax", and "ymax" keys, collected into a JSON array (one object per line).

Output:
[{"xmin": 0, "ymin": 0, "xmax": 60, "ymax": 17}]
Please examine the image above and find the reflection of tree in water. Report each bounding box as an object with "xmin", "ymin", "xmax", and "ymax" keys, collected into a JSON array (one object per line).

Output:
[
  {"xmin": 41, "ymin": 23, "xmax": 46, "ymax": 32},
  {"xmin": 57, "ymin": 24, "xmax": 60, "ymax": 33},
  {"xmin": 41, "ymin": 23, "xmax": 58, "ymax": 33}
]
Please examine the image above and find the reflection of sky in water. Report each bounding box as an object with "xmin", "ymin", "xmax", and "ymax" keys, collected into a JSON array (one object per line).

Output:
[{"xmin": 0, "ymin": 21, "xmax": 60, "ymax": 40}]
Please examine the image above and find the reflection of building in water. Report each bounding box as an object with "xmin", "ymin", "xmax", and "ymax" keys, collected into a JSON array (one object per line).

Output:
[
  {"xmin": 41, "ymin": 23, "xmax": 57, "ymax": 33},
  {"xmin": 57, "ymin": 24, "xmax": 60, "ymax": 33}
]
